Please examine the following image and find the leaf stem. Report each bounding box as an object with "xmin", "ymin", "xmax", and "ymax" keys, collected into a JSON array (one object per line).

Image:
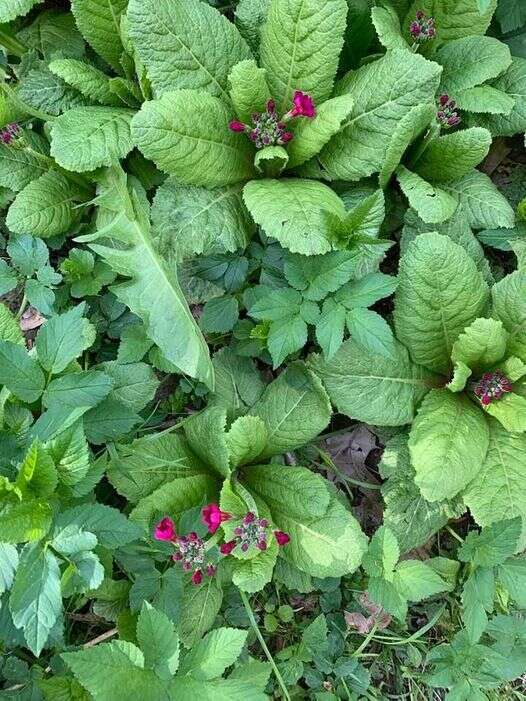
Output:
[{"xmin": 239, "ymin": 589, "xmax": 291, "ymax": 701}]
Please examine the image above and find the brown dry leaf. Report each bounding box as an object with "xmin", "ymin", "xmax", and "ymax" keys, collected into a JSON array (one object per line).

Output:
[{"xmin": 20, "ymin": 307, "xmax": 45, "ymax": 331}]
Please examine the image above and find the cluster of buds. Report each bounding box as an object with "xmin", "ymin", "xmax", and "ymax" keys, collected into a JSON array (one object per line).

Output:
[
  {"xmin": 220, "ymin": 511, "xmax": 290, "ymax": 556},
  {"xmin": 154, "ymin": 503, "xmax": 290, "ymax": 584},
  {"xmin": 0, "ymin": 123, "xmax": 20, "ymax": 145},
  {"xmin": 474, "ymin": 370, "xmax": 513, "ymax": 406},
  {"xmin": 409, "ymin": 11, "xmax": 436, "ymax": 42},
  {"xmin": 229, "ymin": 91, "xmax": 316, "ymax": 149},
  {"xmin": 436, "ymin": 94, "xmax": 461, "ymax": 128}
]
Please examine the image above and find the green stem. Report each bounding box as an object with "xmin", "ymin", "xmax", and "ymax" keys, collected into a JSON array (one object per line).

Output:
[
  {"xmin": 446, "ymin": 525, "xmax": 464, "ymax": 544},
  {"xmin": 351, "ymin": 622, "xmax": 378, "ymax": 657},
  {"xmin": 15, "ymin": 291, "xmax": 27, "ymax": 320},
  {"xmin": 0, "ymin": 28, "xmax": 27, "ymax": 57},
  {"xmin": 239, "ymin": 590, "xmax": 291, "ymax": 701},
  {"xmin": 316, "ymin": 448, "xmax": 382, "ymax": 491},
  {"xmin": 0, "ymin": 83, "xmax": 56, "ymax": 123},
  {"xmin": 407, "ymin": 122, "xmax": 440, "ymax": 169}
]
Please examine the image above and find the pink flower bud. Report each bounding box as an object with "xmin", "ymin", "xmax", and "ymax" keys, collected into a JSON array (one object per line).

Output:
[
  {"xmin": 202, "ymin": 503, "xmax": 232, "ymax": 534},
  {"xmin": 154, "ymin": 517, "xmax": 176, "ymax": 542},
  {"xmin": 274, "ymin": 530, "xmax": 291, "ymax": 546},
  {"xmin": 206, "ymin": 564, "xmax": 216, "ymax": 577},
  {"xmin": 220, "ymin": 539, "xmax": 238, "ymax": 556},
  {"xmin": 229, "ymin": 119, "xmax": 247, "ymax": 133},
  {"xmin": 192, "ymin": 569, "xmax": 203, "ymax": 585},
  {"xmin": 244, "ymin": 512, "xmax": 256, "ymax": 525}
]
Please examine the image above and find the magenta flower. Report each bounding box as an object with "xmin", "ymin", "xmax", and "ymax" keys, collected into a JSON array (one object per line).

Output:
[
  {"xmin": 290, "ymin": 91, "xmax": 316, "ymax": 118},
  {"xmin": 220, "ymin": 539, "xmax": 238, "ymax": 555},
  {"xmin": 409, "ymin": 11, "xmax": 435, "ymax": 41},
  {"xmin": 274, "ymin": 530, "xmax": 291, "ymax": 546},
  {"xmin": 202, "ymin": 503, "xmax": 232, "ymax": 534},
  {"xmin": 474, "ymin": 370, "xmax": 513, "ymax": 406},
  {"xmin": 192, "ymin": 569, "xmax": 203, "ymax": 585},
  {"xmin": 154, "ymin": 517, "xmax": 176, "ymax": 542},
  {"xmin": 229, "ymin": 119, "xmax": 247, "ymax": 133},
  {"xmin": 228, "ymin": 97, "xmax": 298, "ymax": 149}
]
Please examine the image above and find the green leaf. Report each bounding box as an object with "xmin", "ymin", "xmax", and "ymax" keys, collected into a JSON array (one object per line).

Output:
[
  {"xmin": 286, "ymin": 94, "xmax": 354, "ymax": 169},
  {"xmin": 0, "ymin": 499, "xmax": 52, "ymax": 544},
  {"xmin": 152, "ymin": 179, "xmax": 254, "ymax": 262},
  {"xmin": 243, "ymin": 178, "xmax": 346, "ymax": 255},
  {"xmin": 9, "ymin": 542, "xmax": 61, "ymax": 656},
  {"xmin": 496, "ymin": 0, "xmax": 526, "ymax": 32},
  {"xmin": 50, "ymin": 107, "xmax": 134, "ymax": 172},
  {"xmin": 497, "ymin": 557, "xmax": 526, "ymax": 607},
  {"xmin": 130, "ymin": 474, "xmax": 219, "ymax": 531},
  {"xmin": 0, "ymin": 543, "xmax": 18, "ymax": 595},
  {"xmin": 228, "ymin": 59, "xmax": 270, "ymax": 123},
  {"xmin": 380, "ymin": 433, "xmax": 463, "ymax": 553},
  {"xmin": 6, "ymin": 170, "xmax": 85, "ymax": 237},
  {"xmin": 437, "ymin": 36, "xmax": 511, "ymax": 93},
  {"xmin": 393, "ymin": 560, "xmax": 452, "ymax": 601},
  {"xmin": 0, "ymin": 139, "xmax": 49, "ymax": 192},
  {"xmin": 82, "ymin": 398, "xmax": 141, "ymax": 444},
  {"xmin": 367, "ymin": 577, "xmax": 407, "ymax": 621},
  {"xmin": 63, "ymin": 641, "xmax": 169, "ymax": 701},
  {"xmin": 310, "ymin": 338, "xmax": 432, "ymax": 426},
  {"xmin": 49, "ymin": 59, "xmax": 122, "ymax": 106},
  {"xmin": 409, "ymin": 389, "xmax": 489, "ymax": 502},
  {"xmin": 201, "ymin": 296, "xmax": 239, "ymax": 334},
  {"xmin": 36, "ymin": 305, "xmax": 94, "ymax": 375},
  {"xmin": 55, "ymin": 503, "xmax": 142, "ymax": 548},
  {"xmin": 250, "ymin": 287, "xmax": 302, "ymax": 321},
  {"xmin": 226, "ymin": 416, "xmax": 267, "ymax": 467},
  {"xmin": 7, "ymin": 233, "xmax": 49, "ymax": 277},
  {"xmin": 180, "ymin": 575, "xmax": 223, "ymax": 648},
  {"xmin": 184, "ymin": 406, "xmax": 230, "ymax": 478},
  {"xmin": 443, "ymin": 170, "xmax": 515, "ymax": 229},
  {"xmin": 459, "ymin": 518, "xmax": 522, "ymax": 567},
  {"xmin": 18, "ymin": 65, "xmax": 88, "ymax": 117},
  {"xmin": 0, "ymin": 340, "xmax": 45, "ymax": 402},
  {"xmin": 464, "ymin": 419, "xmax": 526, "ymax": 526},
  {"xmin": 249, "ymin": 362, "xmax": 331, "ymax": 458},
  {"xmin": 128, "ymin": 0, "xmax": 252, "ymax": 100},
  {"xmin": 456, "ymin": 85, "xmax": 515, "ymax": 115},
  {"xmin": 107, "ymin": 432, "xmax": 206, "ymax": 503},
  {"xmin": 362, "ymin": 526, "xmax": 399, "ymax": 579},
  {"xmin": 267, "ymin": 315, "xmax": 308, "ymax": 368},
  {"xmin": 232, "ymin": 538, "xmax": 278, "ymax": 593},
  {"xmin": 179, "ymin": 627, "xmax": 248, "ymax": 680},
  {"xmin": 329, "ymin": 190, "xmax": 387, "ymax": 249},
  {"xmin": 484, "ymin": 391, "xmax": 526, "ymax": 433},
  {"xmin": 414, "ymin": 128, "xmax": 492, "ymax": 183},
  {"xmin": 70, "ymin": 0, "xmax": 128, "ymax": 71},
  {"xmin": 315, "ymin": 298, "xmax": 346, "ymax": 359},
  {"xmin": 137, "ymin": 602, "xmax": 179, "ymax": 680},
  {"xmin": 346, "ymin": 308, "xmax": 397, "ymax": 360},
  {"xmin": 335, "ymin": 272, "xmax": 398, "ymax": 308},
  {"xmin": 402, "ymin": 0, "xmax": 497, "ymax": 45},
  {"xmin": 394, "ymin": 233, "xmax": 489, "ymax": 374},
  {"xmin": 16, "ymin": 440, "xmax": 57, "ymax": 499},
  {"xmin": 83, "ymin": 168, "xmax": 213, "ymax": 387},
  {"xmin": 451, "ymin": 318, "xmax": 508, "ymax": 372},
  {"xmin": 42, "ymin": 370, "xmax": 113, "ymax": 410},
  {"xmin": 491, "ymin": 271, "xmax": 526, "ymax": 361},
  {"xmin": 0, "ymin": 303, "xmax": 23, "ymax": 346},
  {"xmin": 0, "ymin": 0, "xmax": 43, "ymax": 22},
  {"xmin": 396, "ymin": 166, "xmax": 458, "ymax": 224},
  {"xmin": 208, "ymin": 348, "xmax": 265, "ymax": 418},
  {"xmin": 132, "ymin": 90, "xmax": 255, "ymax": 187},
  {"xmin": 99, "ymin": 361, "xmax": 158, "ymax": 412},
  {"xmin": 371, "ymin": 4, "xmax": 407, "ymax": 49},
  {"xmin": 47, "ymin": 422, "xmax": 89, "ymax": 486},
  {"xmin": 461, "ymin": 567, "xmax": 495, "ymax": 643},
  {"xmin": 320, "ymin": 49, "xmax": 441, "ymax": 181},
  {"xmin": 468, "ymin": 58, "xmax": 526, "ymax": 137},
  {"xmin": 260, "ymin": 0, "xmax": 347, "ymax": 112}
]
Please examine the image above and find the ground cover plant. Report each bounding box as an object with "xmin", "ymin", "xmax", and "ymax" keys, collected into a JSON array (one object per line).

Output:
[{"xmin": 1, "ymin": 0, "xmax": 526, "ymax": 698}]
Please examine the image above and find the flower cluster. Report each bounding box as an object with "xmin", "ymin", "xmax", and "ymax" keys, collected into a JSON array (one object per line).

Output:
[
  {"xmin": 436, "ymin": 94, "xmax": 461, "ymax": 128},
  {"xmin": 154, "ymin": 504, "xmax": 290, "ymax": 584},
  {"xmin": 409, "ymin": 11, "xmax": 436, "ymax": 42},
  {"xmin": 474, "ymin": 370, "xmax": 513, "ymax": 406},
  {"xmin": 0, "ymin": 123, "xmax": 20, "ymax": 145},
  {"xmin": 229, "ymin": 91, "xmax": 316, "ymax": 149}
]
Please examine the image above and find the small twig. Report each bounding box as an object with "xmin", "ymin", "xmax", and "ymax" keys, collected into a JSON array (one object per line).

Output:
[{"xmin": 83, "ymin": 628, "xmax": 118, "ymax": 648}]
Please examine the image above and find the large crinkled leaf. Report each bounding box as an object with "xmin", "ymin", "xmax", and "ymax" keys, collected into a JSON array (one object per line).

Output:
[
  {"xmin": 0, "ymin": 140, "xmax": 49, "ymax": 192},
  {"xmin": 309, "ymin": 338, "xmax": 432, "ymax": 426},
  {"xmin": 130, "ymin": 474, "xmax": 219, "ymax": 530},
  {"xmin": 496, "ymin": 0, "xmax": 526, "ymax": 33},
  {"xmin": 468, "ymin": 58, "xmax": 526, "ymax": 137},
  {"xmin": 107, "ymin": 433, "xmax": 206, "ymax": 503},
  {"xmin": 128, "ymin": 0, "xmax": 252, "ymax": 100},
  {"xmin": 17, "ymin": 65, "xmax": 88, "ymax": 117},
  {"xmin": 79, "ymin": 168, "xmax": 214, "ymax": 388},
  {"xmin": 371, "ymin": 5, "xmax": 407, "ymax": 50},
  {"xmin": 394, "ymin": 233, "xmax": 489, "ymax": 374},
  {"xmin": 180, "ymin": 576, "xmax": 223, "ymax": 649},
  {"xmin": 242, "ymin": 178, "xmax": 346, "ymax": 255},
  {"xmin": 319, "ymin": 50, "xmax": 441, "ymax": 181},
  {"xmin": 232, "ymin": 539, "xmax": 278, "ymax": 593},
  {"xmin": 451, "ymin": 318, "xmax": 508, "ymax": 372},
  {"xmin": 396, "ymin": 166, "xmax": 458, "ymax": 225},
  {"xmin": 235, "ymin": 0, "xmax": 270, "ymax": 57},
  {"xmin": 0, "ymin": 0, "xmax": 44, "ymax": 22},
  {"xmin": 179, "ymin": 627, "xmax": 247, "ymax": 680},
  {"xmin": 70, "ymin": 0, "xmax": 128, "ymax": 71},
  {"xmin": 455, "ymin": 86, "xmax": 515, "ymax": 115},
  {"xmin": 152, "ymin": 179, "xmax": 254, "ymax": 262},
  {"xmin": 208, "ymin": 348, "xmax": 265, "ymax": 419},
  {"xmin": 184, "ymin": 406, "xmax": 230, "ymax": 478},
  {"xmin": 443, "ymin": 171, "xmax": 515, "ymax": 230},
  {"xmin": 6, "ymin": 170, "xmax": 86, "ymax": 238},
  {"xmin": 260, "ymin": 0, "xmax": 347, "ymax": 112},
  {"xmin": 36, "ymin": 304, "xmax": 95, "ymax": 375},
  {"xmin": 228, "ymin": 59, "xmax": 271, "ymax": 124},
  {"xmin": 49, "ymin": 59, "xmax": 122, "ymax": 106},
  {"xmin": 380, "ymin": 434, "xmax": 463, "ymax": 553},
  {"xmin": 414, "ymin": 128, "xmax": 492, "ymax": 183},
  {"xmin": 50, "ymin": 107, "xmax": 134, "ymax": 172},
  {"xmin": 402, "ymin": 0, "xmax": 497, "ymax": 47},
  {"xmin": 409, "ymin": 389, "xmax": 489, "ymax": 502},
  {"xmin": 436, "ymin": 36, "xmax": 512, "ymax": 93},
  {"xmin": 132, "ymin": 90, "xmax": 255, "ymax": 187},
  {"xmin": 491, "ymin": 271, "xmax": 526, "ymax": 361},
  {"xmin": 286, "ymin": 95, "xmax": 354, "ymax": 169},
  {"xmin": 9, "ymin": 543, "xmax": 61, "ymax": 656},
  {"xmin": 248, "ymin": 362, "xmax": 331, "ymax": 458},
  {"xmin": 0, "ymin": 500, "xmax": 52, "ymax": 544},
  {"xmin": 484, "ymin": 392, "xmax": 526, "ymax": 433},
  {"xmin": 464, "ymin": 419, "xmax": 526, "ymax": 526},
  {"xmin": 226, "ymin": 416, "xmax": 267, "ymax": 467}
]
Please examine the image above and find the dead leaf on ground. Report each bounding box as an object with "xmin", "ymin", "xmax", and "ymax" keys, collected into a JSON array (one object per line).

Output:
[{"xmin": 20, "ymin": 307, "xmax": 45, "ymax": 331}]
